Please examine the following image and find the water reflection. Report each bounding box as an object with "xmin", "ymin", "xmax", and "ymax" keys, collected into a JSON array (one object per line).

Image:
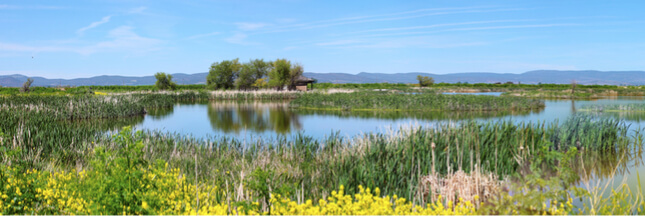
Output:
[
  {"xmin": 146, "ymin": 107, "xmax": 174, "ymax": 120},
  {"xmin": 574, "ymin": 147, "xmax": 644, "ymax": 182},
  {"xmin": 582, "ymin": 111, "xmax": 645, "ymax": 122},
  {"xmin": 207, "ymin": 101, "xmax": 301, "ymax": 134},
  {"xmin": 296, "ymin": 108, "xmax": 544, "ymax": 120}
]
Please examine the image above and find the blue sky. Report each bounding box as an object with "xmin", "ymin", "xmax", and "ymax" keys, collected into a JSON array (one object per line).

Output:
[{"xmin": 1, "ymin": 0, "xmax": 644, "ymax": 79}]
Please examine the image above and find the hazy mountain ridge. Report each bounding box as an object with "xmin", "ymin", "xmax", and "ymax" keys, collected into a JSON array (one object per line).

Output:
[
  {"xmin": 1, "ymin": 70, "xmax": 644, "ymax": 87},
  {"xmin": 0, "ymin": 73, "xmax": 209, "ymax": 87},
  {"xmin": 304, "ymin": 70, "xmax": 645, "ymax": 85}
]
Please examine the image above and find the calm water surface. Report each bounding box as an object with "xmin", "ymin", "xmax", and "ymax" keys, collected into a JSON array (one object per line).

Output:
[{"xmin": 136, "ymin": 96, "xmax": 645, "ymax": 140}]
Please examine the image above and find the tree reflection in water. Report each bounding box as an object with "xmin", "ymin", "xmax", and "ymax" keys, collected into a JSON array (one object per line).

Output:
[
  {"xmin": 146, "ymin": 106, "xmax": 174, "ymax": 120},
  {"xmin": 207, "ymin": 101, "xmax": 301, "ymax": 134}
]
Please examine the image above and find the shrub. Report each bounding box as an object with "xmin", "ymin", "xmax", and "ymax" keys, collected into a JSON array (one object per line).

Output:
[
  {"xmin": 19, "ymin": 78, "xmax": 34, "ymax": 93},
  {"xmin": 154, "ymin": 72, "xmax": 177, "ymax": 90},
  {"xmin": 417, "ymin": 75, "xmax": 434, "ymax": 87}
]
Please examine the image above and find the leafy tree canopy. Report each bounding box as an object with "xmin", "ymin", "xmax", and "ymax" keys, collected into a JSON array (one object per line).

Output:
[
  {"xmin": 207, "ymin": 59, "xmax": 241, "ymax": 89},
  {"xmin": 154, "ymin": 72, "xmax": 177, "ymax": 90},
  {"xmin": 417, "ymin": 75, "xmax": 434, "ymax": 87},
  {"xmin": 268, "ymin": 59, "xmax": 291, "ymax": 89}
]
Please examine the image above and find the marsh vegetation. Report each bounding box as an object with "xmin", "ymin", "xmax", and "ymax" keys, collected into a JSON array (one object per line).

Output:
[{"xmin": 1, "ymin": 83, "xmax": 645, "ymax": 214}]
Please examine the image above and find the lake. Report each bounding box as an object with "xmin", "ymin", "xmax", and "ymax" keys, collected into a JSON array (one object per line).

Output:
[{"xmin": 135, "ymin": 96, "xmax": 645, "ymax": 140}]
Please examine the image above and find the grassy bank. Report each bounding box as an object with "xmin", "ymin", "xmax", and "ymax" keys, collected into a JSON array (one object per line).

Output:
[
  {"xmin": 296, "ymin": 107, "xmax": 544, "ymax": 120},
  {"xmin": 313, "ymin": 82, "xmax": 645, "ymax": 99},
  {"xmin": 4, "ymin": 81, "xmax": 644, "ymax": 99},
  {"xmin": 289, "ymin": 91, "xmax": 544, "ymax": 111}
]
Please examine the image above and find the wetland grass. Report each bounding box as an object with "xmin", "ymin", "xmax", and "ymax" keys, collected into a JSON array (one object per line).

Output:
[
  {"xmin": 1, "ymin": 91, "xmax": 643, "ymax": 214},
  {"xmin": 1, "ymin": 113, "xmax": 636, "ymax": 204},
  {"xmin": 581, "ymin": 103, "xmax": 645, "ymax": 112},
  {"xmin": 289, "ymin": 91, "xmax": 544, "ymax": 111}
]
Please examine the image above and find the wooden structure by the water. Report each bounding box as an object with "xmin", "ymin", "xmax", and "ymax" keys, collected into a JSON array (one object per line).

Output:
[{"xmin": 294, "ymin": 75, "xmax": 315, "ymax": 91}]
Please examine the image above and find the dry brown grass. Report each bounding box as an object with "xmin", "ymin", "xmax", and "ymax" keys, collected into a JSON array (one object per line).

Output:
[{"xmin": 417, "ymin": 165, "xmax": 507, "ymax": 205}]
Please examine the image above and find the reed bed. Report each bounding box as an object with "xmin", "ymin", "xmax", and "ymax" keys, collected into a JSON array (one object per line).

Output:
[
  {"xmin": 108, "ymin": 89, "xmax": 303, "ymax": 100},
  {"xmin": 418, "ymin": 168, "xmax": 506, "ymax": 205},
  {"xmin": 581, "ymin": 103, "xmax": 645, "ymax": 112},
  {"xmin": 2, "ymin": 114, "xmax": 636, "ymax": 205},
  {"xmin": 296, "ymin": 107, "xmax": 543, "ymax": 120},
  {"xmin": 289, "ymin": 91, "xmax": 545, "ymax": 111}
]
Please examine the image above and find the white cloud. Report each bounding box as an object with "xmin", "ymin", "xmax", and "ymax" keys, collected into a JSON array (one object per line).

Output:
[
  {"xmin": 0, "ymin": 42, "xmax": 70, "ymax": 53},
  {"xmin": 128, "ymin": 6, "xmax": 147, "ymax": 14},
  {"xmin": 315, "ymin": 40, "xmax": 362, "ymax": 46},
  {"xmin": 314, "ymin": 36, "xmax": 487, "ymax": 49},
  {"xmin": 276, "ymin": 18, "xmax": 297, "ymax": 24},
  {"xmin": 349, "ymin": 20, "xmax": 532, "ymax": 35},
  {"xmin": 80, "ymin": 26, "xmax": 162, "ymax": 54},
  {"xmin": 185, "ymin": 32, "xmax": 220, "ymax": 40},
  {"xmin": 77, "ymin": 16, "xmax": 112, "ymax": 35},
  {"xmin": 260, "ymin": 6, "xmax": 521, "ymax": 34},
  {"xmin": 351, "ymin": 23, "xmax": 579, "ymax": 39},
  {"xmin": 235, "ymin": 22, "xmax": 270, "ymax": 31},
  {"xmin": 225, "ymin": 32, "xmax": 253, "ymax": 45},
  {"xmin": 282, "ymin": 46, "xmax": 300, "ymax": 51},
  {"xmin": 0, "ymin": 26, "xmax": 163, "ymax": 55},
  {"xmin": 0, "ymin": 5, "xmax": 66, "ymax": 10}
]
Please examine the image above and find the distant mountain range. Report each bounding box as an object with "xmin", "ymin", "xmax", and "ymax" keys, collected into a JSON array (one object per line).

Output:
[
  {"xmin": 1, "ymin": 70, "xmax": 645, "ymax": 87},
  {"xmin": 0, "ymin": 73, "xmax": 209, "ymax": 87},
  {"xmin": 303, "ymin": 70, "xmax": 645, "ymax": 85}
]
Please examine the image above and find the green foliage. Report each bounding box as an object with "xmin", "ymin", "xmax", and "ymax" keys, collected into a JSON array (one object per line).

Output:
[
  {"xmin": 290, "ymin": 91, "xmax": 545, "ymax": 111},
  {"xmin": 207, "ymin": 59, "xmax": 241, "ymax": 89},
  {"xmin": 249, "ymin": 59, "xmax": 272, "ymax": 81},
  {"xmin": 19, "ymin": 78, "xmax": 34, "ymax": 93},
  {"xmin": 87, "ymin": 126, "xmax": 149, "ymax": 213},
  {"xmin": 0, "ymin": 90, "xmax": 640, "ymax": 214},
  {"xmin": 480, "ymin": 149, "xmax": 579, "ymax": 214},
  {"xmin": 236, "ymin": 63, "xmax": 256, "ymax": 90},
  {"xmin": 252, "ymin": 78, "xmax": 268, "ymax": 89},
  {"xmin": 289, "ymin": 63, "xmax": 304, "ymax": 88},
  {"xmin": 9, "ymin": 113, "xmax": 626, "ymax": 203},
  {"xmin": 268, "ymin": 59, "xmax": 291, "ymax": 89},
  {"xmin": 154, "ymin": 72, "xmax": 177, "ymax": 90},
  {"xmin": 417, "ymin": 75, "xmax": 434, "ymax": 87}
]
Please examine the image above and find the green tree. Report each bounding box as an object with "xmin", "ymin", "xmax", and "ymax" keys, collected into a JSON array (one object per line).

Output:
[
  {"xmin": 207, "ymin": 59, "xmax": 241, "ymax": 89},
  {"xmin": 154, "ymin": 72, "xmax": 177, "ymax": 90},
  {"xmin": 235, "ymin": 63, "xmax": 256, "ymax": 90},
  {"xmin": 19, "ymin": 78, "xmax": 34, "ymax": 93},
  {"xmin": 417, "ymin": 75, "xmax": 434, "ymax": 87},
  {"xmin": 288, "ymin": 63, "xmax": 304, "ymax": 89},
  {"xmin": 252, "ymin": 78, "xmax": 268, "ymax": 89},
  {"xmin": 249, "ymin": 59, "xmax": 272, "ymax": 81},
  {"xmin": 268, "ymin": 59, "xmax": 291, "ymax": 89}
]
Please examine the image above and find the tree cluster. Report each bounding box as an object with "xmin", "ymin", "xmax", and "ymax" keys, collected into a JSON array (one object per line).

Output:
[
  {"xmin": 417, "ymin": 75, "xmax": 434, "ymax": 87},
  {"xmin": 154, "ymin": 72, "xmax": 177, "ymax": 90},
  {"xmin": 207, "ymin": 58, "xmax": 304, "ymax": 90}
]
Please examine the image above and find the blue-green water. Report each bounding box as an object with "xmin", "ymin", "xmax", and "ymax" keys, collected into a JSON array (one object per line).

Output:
[{"xmin": 136, "ymin": 97, "xmax": 645, "ymax": 140}]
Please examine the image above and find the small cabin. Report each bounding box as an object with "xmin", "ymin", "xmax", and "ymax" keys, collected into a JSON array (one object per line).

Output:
[{"xmin": 293, "ymin": 75, "xmax": 315, "ymax": 91}]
